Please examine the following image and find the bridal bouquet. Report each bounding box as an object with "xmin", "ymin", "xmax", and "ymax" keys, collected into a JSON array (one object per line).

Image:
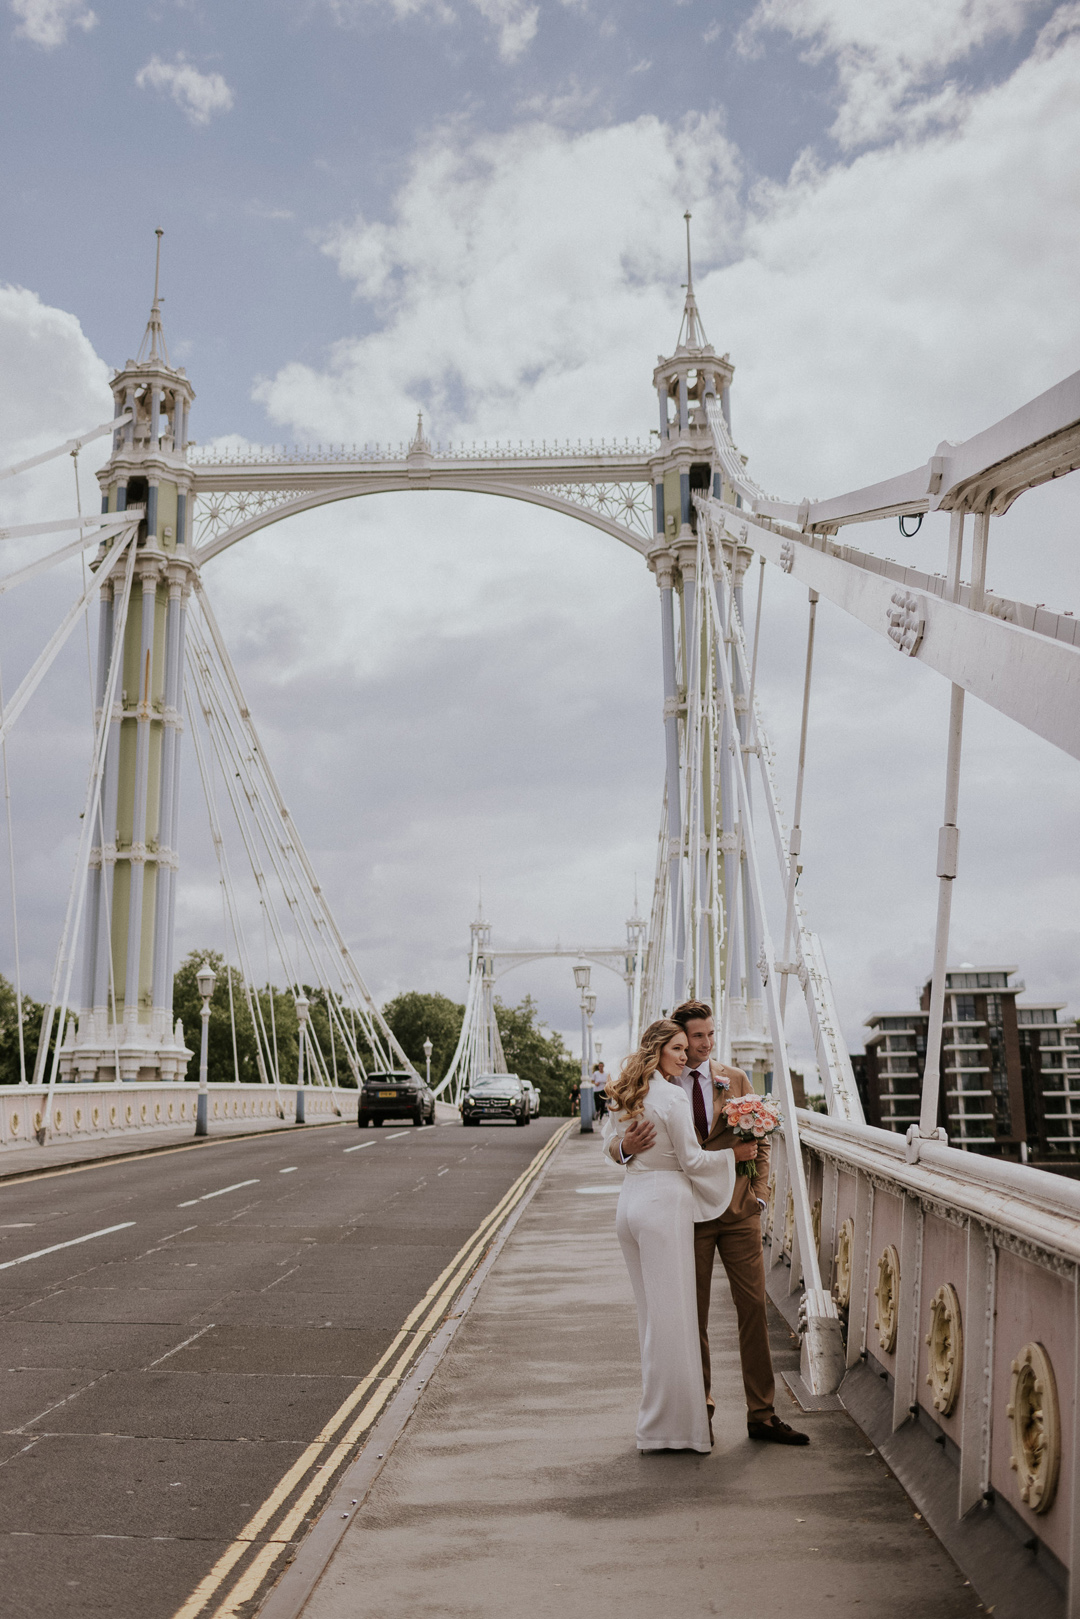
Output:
[{"xmin": 722, "ymin": 1095, "xmax": 782, "ymax": 1181}]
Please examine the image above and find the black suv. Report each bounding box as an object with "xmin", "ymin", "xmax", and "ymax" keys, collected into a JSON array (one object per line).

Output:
[
  {"xmin": 359, "ymin": 1071, "xmax": 436, "ymax": 1127},
  {"xmin": 461, "ymin": 1074, "xmax": 530, "ymax": 1127}
]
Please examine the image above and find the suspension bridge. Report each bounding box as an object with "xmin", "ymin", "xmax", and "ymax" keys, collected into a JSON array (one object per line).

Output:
[{"xmin": 1, "ymin": 225, "xmax": 1079, "ymax": 1616}]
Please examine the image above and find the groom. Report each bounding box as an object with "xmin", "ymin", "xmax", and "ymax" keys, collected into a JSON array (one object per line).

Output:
[{"xmin": 614, "ymin": 1001, "xmax": 808, "ymax": 1447}]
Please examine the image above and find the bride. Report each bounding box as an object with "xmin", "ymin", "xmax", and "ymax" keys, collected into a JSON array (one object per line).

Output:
[{"xmin": 604, "ymin": 1019, "xmax": 741, "ymax": 1453}]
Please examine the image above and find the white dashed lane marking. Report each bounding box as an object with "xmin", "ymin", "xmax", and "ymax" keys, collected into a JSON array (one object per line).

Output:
[
  {"xmin": 178, "ymin": 1179, "xmax": 259, "ymax": 1208},
  {"xmin": 0, "ymin": 1221, "xmax": 136, "ymax": 1271}
]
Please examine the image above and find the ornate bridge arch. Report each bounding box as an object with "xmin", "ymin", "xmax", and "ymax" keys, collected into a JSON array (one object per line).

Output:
[{"xmin": 189, "ymin": 430, "xmax": 657, "ymax": 561}]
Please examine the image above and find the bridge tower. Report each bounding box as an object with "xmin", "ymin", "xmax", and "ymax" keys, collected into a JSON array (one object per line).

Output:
[
  {"xmin": 61, "ymin": 238, "xmax": 197, "ymax": 1083},
  {"xmin": 647, "ymin": 217, "xmax": 765, "ymax": 1075}
]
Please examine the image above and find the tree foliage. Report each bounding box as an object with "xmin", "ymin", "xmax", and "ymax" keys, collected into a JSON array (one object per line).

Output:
[
  {"xmin": 0, "ymin": 974, "xmax": 55, "ymax": 1085},
  {"xmin": 0, "ymin": 953, "xmax": 573, "ymax": 1114},
  {"xmin": 381, "ymin": 990, "xmax": 464, "ymax": 1083},
  {"xmin": 172, "ymin": 950, "xmax": 360, "ymax": 1088}
]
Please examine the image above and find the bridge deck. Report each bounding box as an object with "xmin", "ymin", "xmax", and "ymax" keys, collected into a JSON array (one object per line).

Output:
[{"xmin": 296, "ymin": 1132, "xmax": 981, "ymax": 1619}]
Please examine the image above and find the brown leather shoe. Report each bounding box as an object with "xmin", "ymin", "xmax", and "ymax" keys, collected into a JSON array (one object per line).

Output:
[{"xmin": 747, "ymin": 1415, "xmax": 809, "ymax": 1445}]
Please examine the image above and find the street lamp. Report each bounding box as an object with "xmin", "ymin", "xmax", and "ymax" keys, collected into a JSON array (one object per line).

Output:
[
  {"xmin": 295, "ymin": 993, "xmax": 309, "ymax": 1124},
  {"xmin": 194, "ymin": 960, "xmax": 216, "ymax": 1138},
  {"xmin": 574, "ymin": 962, "xmax": 594, "ymax": 1135},
  {"xmin": 585, "ymin": 988, "xmax": 597, "ymax": 1079},
  {"xmin": 423, "ymin": 1037, "xmax": 433, "ymax": 1090}
]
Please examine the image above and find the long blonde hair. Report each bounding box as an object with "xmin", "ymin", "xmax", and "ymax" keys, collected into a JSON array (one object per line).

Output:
[{"xmin": 607, "ymin": 1019, "xmax": 684, "ymax": 1118}]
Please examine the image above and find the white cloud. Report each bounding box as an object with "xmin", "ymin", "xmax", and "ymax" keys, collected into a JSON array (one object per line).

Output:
[
  {"xmin": 470, "ymin": 0, "xmax": 538, "ymax": 58},
  {"xmin": 135, "ymin": 54, "xmax": 235, "ymax": 126},
  {"xmin": 0, "ymin": 288, "xmax": 117, "ymax": 997},
  {"xmin": 10, "ymin": 0, "xmax": 96, "ymax": 49},
  {"xmin": 0, "ymin": 284, "xmax": 112, "ymax": 513},
  {"xmin": 740, "ymin": 0, "xmax": 1054, "ymax": 147},
  {"xmin": 713, "ymin": 20, "xmax": 1080, "ymax": 502},
  {"xmin": 256, "ymin": 114, "xmax": 741, "ymax": 443},
  {"xmin": 326, "ymin": 0, "xmax": 538, "ymax": 61}
]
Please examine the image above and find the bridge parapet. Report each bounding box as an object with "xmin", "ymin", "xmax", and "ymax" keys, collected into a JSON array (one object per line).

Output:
[
  {"xmin": 772, "ymin": 1110, "xmax": 1080, "ymax": 1596},
  {"xmin": 0, "ymin": 1081, "xmax": 356, "ymax": 1151}
]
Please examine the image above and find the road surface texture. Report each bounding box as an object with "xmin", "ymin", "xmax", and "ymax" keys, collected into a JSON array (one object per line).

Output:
[
  {"xmin": 0, "ymin": 1110, "xmax": 564, "ymax": 1619},
  {"xmin": 294, "ymin": 1130, "xmax": 984, "ymax": 1619}
]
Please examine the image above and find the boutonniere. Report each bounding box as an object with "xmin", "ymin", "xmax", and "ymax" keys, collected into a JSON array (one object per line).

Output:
[{"xmin": 712, "ymin": 1072, "xmax": 731, "ymax": 1092}]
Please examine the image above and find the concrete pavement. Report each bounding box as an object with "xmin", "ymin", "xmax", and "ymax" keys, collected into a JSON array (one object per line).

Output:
[{"xmin": 294, "ymin": 1130, "xmax": 984, "ymax": 1619}]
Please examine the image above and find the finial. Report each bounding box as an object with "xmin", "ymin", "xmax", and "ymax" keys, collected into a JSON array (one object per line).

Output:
[
  {"xmin": 153, "ymin": 228, "xmax": 164, "ymax": 306},
  {"xmin": 676, "ymin": 211, "xmax": 707, "ymax": 352},
  {"xmin": 137, "ymin": 228, "xmax": 171, "ymax": 367},
  {"xmin": 408, "ymin": 408, "xmax": 431, "ymax": 457}
]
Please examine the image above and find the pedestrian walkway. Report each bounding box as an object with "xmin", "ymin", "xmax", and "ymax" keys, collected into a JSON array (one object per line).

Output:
[{"xmin": 291, "ymin": 1131, "xmax": 982, "ymax": 1619}]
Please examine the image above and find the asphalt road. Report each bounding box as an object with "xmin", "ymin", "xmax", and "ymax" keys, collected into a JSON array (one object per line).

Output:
[{"xmin": 0, "ymin": 1112, "xmax": 565, "ymax": 1619}]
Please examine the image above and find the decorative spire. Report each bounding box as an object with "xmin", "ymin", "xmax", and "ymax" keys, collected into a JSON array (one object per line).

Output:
[
  {"xmin": 408, "ymin": 408, "xmax": 432, "ymax": 458},
  {"xmin": 676, "ymin": 211, "xmax": 708, "ymax": 351},
  {"xmin": 137, "ymin": 229, "xmax": 171, "ymax": 367}
]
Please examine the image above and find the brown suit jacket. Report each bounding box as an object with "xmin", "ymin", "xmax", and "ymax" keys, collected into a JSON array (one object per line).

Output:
[{"xmin": 697, "ymin": 1062, "xmax": 770, "ymax": 1227}]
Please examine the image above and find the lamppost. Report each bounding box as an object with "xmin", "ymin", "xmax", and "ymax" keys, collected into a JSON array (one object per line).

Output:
[
  {"xmin": 423, "ymin": 1037, "xmax": 433, "ymax": 1090},
  {"xmin": 574, "ymin": 961, "xmax": 594, "ymax": 1134},
  {"xmin": 194, "ymin": 960, "xmax": 216, "ymax": 1138},
  {"xmin": 585, "ymin": 990, "xmax": 597, "ymax": 1075},
  {"xmin": 295, "ymin": 993, "xmax": 309, "ymax": 1125}
]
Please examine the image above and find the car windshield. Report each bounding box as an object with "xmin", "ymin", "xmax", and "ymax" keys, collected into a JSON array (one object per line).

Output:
[
  {"xmin": 471, "ymin": 1077, "xmax": 519, "ymax": 1092},
  {"xmin": 366, "ymin": 1072, "xmax": 413, "ymax": 1083}
]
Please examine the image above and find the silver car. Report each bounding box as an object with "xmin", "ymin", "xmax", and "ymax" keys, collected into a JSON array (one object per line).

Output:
[{"xmin": 520, "ymin": 1079, "xmax": 541, "ymax": 1117}]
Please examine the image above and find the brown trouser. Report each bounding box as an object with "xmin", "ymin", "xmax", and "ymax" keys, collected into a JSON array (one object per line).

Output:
[{"xmin": 694, "ymin": 1213, "xmax": 775, "ymax": 1422}]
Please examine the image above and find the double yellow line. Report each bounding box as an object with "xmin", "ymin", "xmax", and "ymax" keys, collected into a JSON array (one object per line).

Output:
[{"xmin": 172, "ymin": 1120, "xmax": 573, "ymax": 1619}]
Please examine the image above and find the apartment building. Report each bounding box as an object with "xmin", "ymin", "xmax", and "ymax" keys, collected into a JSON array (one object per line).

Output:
[{"xmin": 858, "ymin": 964, "xmax": 1080, "ymax": 1166}]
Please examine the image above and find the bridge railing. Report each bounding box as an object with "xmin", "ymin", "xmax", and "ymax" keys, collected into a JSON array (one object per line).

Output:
[
  {"xmin": 0, "ymin": 1081, "xmax": 356, "ymax": 1151},
  {"xmin": 768, "ymin": 1110, "xmax": 1080, "ymax": 1602}
]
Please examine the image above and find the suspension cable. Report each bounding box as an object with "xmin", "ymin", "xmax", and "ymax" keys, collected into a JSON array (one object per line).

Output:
[
  {"xmin": 188, "ymin": 625, "xmax": 375, "ymax": 1074},
  {"xmin": 193, "ymin": 583, "xmax": 403, "ymax": 1067},
  {"xmin": 746, "ymin": 552, "xmax": 766, "ymax": 719},
  {"xmin": 186, "ymin": 677, "xmax": 279, "ymax": 1095},
  {"xmin": 37, "ymin": 527, "xmax": 138, "ymax": 1092},
  {"xmin": 778, "ymin": 588, "xmax": 819, "ymax": 1020},
  {"xmin": 0, "ymin": 644, "xmax": 25, "ymax": 1084}
]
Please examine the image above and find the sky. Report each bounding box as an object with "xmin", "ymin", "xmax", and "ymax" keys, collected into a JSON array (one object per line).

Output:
[{"xmin": 1, "ymin": 0, "xmax": 1079, "ymax": 1073}]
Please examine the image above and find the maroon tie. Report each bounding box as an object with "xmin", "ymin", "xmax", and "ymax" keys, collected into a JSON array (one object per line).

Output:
[{"xmin": 689, "ymin": 1070, "xmax": 709, "ymax": 1139}]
